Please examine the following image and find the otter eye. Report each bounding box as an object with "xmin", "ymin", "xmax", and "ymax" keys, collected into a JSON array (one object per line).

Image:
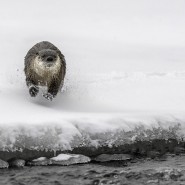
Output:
[{"xmin": 36, "ymin": 52, "xmax": 39, "ymax": 55}]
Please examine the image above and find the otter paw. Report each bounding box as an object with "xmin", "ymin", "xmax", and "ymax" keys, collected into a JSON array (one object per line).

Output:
[
  {"xmin": 29, "ymin": 85, "xmax": 39, "ymax": 97},
  {"xmin": 43, "ymin": 93, "xmax": 54, "ymax": 101}
]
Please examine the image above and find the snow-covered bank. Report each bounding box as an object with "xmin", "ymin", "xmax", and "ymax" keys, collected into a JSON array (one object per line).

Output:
[
  {"xmin": 1, "ymin": 70, "xmax": 185, "ymax": 151},
  {"xmin": 0, "ymin": 109, "xmax": 184, "ymax": 151},
  {"xmin": 1, "ymin": 0, "xmax": 185, "ymax": 151}
]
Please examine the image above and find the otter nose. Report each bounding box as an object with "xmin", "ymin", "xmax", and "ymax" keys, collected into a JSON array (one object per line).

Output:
[{"xmin": 46, "ymin": 56, "xmax": 54, "ymax": 62}]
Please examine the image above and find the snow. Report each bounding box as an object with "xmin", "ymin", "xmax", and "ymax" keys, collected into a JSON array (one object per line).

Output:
[
  {"xmin": 0, "ymin": 0, "xmax": 185, "ymax": 151},
  {"xmin": 51, "ymin": 154, "xmax": 79, "ymax": 161},
  {"xmin": 33, "ymin": 157, "xmax": 47, "ymax": 162}
]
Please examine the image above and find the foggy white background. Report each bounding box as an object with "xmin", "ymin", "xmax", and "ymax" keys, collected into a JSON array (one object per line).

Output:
[{"xmin": 1, "ymin": 0, "xmax": 185, "ymax": 74}]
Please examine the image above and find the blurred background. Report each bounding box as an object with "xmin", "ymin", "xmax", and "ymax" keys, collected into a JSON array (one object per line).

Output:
[{"xmin": 1, "ymin": 0, "xmax": 185, "ymax": 74}]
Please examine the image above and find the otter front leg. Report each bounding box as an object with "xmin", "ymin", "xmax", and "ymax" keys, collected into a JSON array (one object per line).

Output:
[
  {"xmin": 43, "ymin": 80, "xmax": 60, "ymax": 101},
  {"xmin": 26, "ymin": 78, "xmax": 39, "ymax": 97},
  {"xmin": 29, "ymin": 85, "xmax": 39, "ymax": 97}
]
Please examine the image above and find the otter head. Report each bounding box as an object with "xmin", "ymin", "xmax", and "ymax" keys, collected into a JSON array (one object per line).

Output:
[
  {"xmin": 35, "ymin": 49, "xmax": 59, "ymax": 68},
  {"xmin": 32, "ymin": 48, "xmax": 62, "ymax": 79}
]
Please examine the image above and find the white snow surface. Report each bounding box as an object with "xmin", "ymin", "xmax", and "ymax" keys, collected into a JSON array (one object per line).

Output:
[
  {"xmin": 1, "ymin": 0, "xmax": 185, "ymax": 151},
  {"xmin": 33, "ymin": 157, "xmax": 47, "ymax": 162},
  {"xmin": 51, "ymin": 154, "xmax": 79, "ymax": 161}
]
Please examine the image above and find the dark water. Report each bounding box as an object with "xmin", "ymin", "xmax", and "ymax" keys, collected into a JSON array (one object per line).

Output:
[
  {"xmin": 1, "ymin": 156, "xmax": 185, "ymax": 185},
  {"xmin": 0, "ymin": 164, "xmax": 125, "ymax": 185}
]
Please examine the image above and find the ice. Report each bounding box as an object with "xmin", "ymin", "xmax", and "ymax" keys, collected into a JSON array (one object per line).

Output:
[{"xmin": 0, "ymin": 0, "xmax": 185, "ymax": 151}]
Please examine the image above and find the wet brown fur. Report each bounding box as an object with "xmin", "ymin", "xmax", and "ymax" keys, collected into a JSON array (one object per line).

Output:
[{"xmin": 24, "ymin": 41, "xmax": 66, "ymax": 98}]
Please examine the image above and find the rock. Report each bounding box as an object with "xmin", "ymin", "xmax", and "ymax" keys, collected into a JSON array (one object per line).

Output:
[
  {"xmin": 94, "ymin": 154, "xmax": 131, "ymax": 162},
  {"xmin": 154, "ymin": 167, "xmax": 182, "ymax": 181},
  {"xmin": 174, "ymin": 147, "xmax": 185, "ymax": 155},
  {"xmin": 27, "ymin": 157, "xmax": 51, "ymax": 166},
  {"xmin": 147, "ymin": 151, "xmax": 160, "ymax": 159},
  {"xmin": 147, "ymin": 179, "xmax": 159, "ymax": 184},
  {"xmin": 0, "ymin": 159, "xmax": 9, "ymax": 168},
  {"xmin": 50, "ymin": 154, "xmax": 91, "ymax": 166},
  {"xmin": 9, "ymin": 159, "xmax": 25, "ymax": 167}
]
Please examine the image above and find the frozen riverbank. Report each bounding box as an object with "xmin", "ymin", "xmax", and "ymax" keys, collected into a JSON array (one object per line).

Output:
[
  {"xmin": 1, "ymin": 155, "xmax": 185, "ymax": 185},
  {"xmin": 1, "ymin": 72, "xmax": 185, "ymax": 152},
  {"xmin": 1, "ymin": 0, "xmax": 185, "ymax": 162}
]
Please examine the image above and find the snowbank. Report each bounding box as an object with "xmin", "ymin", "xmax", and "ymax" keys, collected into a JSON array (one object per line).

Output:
[{"xmin": 0, "ymin": 0, "xmax": 185, "ymax": 151}]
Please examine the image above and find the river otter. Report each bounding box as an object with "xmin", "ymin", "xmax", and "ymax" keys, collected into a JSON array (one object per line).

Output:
[{"xmin": 24, "ymin": 41, "xmax": 66, "ymax": 100}]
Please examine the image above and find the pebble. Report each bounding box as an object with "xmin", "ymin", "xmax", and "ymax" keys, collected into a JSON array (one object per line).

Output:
[
  {"xmin": 94, "ymin": 154, "xmax": 131, "ymax": 162},
  {"xmin": 174, "ymin": 147, "xmax": 185, "ymax": 155},
  {"xmin": 9, "ymin": 159, "xmax": 25, "ymax": 167},
  {"xmin": 155, "ymin": 167, "xmax": 182, "ymax": 181},
  {"xmin": 147, "ymin": 151, "xmax": 160, "ymax": 159},
  {"xmin": 27, "ymin": 157, "xmax": 51, "ymax": 166},
  {"xmin": 50, "ymin": 154, "xmax": 91, "ymax": 166},
  {"xmin": 147, "ymin": 179, "xmax": 159, "ymax": 184},
  {"xmin": 0, "ymin": 159, "xmax": 9, "ymax": 168}
]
